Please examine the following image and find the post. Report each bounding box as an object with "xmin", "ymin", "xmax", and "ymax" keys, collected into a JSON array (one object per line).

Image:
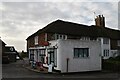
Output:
[{"xmin": 66, "ymin": 58, "xmax": 69, "ymax": 72}]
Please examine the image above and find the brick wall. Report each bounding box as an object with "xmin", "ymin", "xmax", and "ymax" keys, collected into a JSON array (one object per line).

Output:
[{"xmin": 38, "ymin": 33, "xmax": 45, "ymax": 46}]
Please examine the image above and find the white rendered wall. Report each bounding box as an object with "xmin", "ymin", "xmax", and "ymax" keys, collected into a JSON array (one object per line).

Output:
[{"xmin": 49, "ymin": 39, "xmax": 101, "ymax": 73}]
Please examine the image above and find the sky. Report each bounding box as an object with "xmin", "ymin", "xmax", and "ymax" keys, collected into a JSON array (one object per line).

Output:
[{"xmin": 0, "ymin": 1, "xmax": 120, "ymax": 52}]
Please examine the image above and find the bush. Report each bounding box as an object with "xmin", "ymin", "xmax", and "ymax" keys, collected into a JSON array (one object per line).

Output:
[
  {"xmin": 109, "ymin": 57, "xmax": 114, "ymax": 60},
  {"xmin": 108, "ymin": 56, "xmax": 120, "ymax": 61},
  {"xmin": 114, "ymin": 56, "xmax": 120, "ymax": 61},
  {"xmin": 20, "ymin": 51, "xmax": 28, "ymax": 58}
]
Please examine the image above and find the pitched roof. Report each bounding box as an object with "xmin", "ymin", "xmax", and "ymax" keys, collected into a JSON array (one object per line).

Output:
[
  {"xmin": 0, "ymin": 39, "xmax": 6, "ymax": 45},
  {"xmin": 2, "ymin": 41, "xmax": 6, "ymax": 45},
  {"xmin": 27, "ymin": 20, "xmax": 120, "ymax": 40},
  {"xmin": 5, "ymin": 46, "xmax": 16, "ymax": 52}
]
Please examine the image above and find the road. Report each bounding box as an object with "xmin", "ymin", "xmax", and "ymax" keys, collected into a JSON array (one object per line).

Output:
[{"xmin": 2, "ymin": 59, "xmax": 120, "ymax": 80}]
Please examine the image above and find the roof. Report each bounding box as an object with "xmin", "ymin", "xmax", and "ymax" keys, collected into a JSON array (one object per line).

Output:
[
  {"xmin": 2, "ymin": 41, "xmax": 6, "ymax": 45},
  {"xmin": 5, "ymin": 46, "xmax": 16, "ymax": 52},
  {"xmin": 26, "ymin": 20, "xmax": 120, "ymax": 40},
  {"xmin": 0, "ymin": 39, "xmax": 6, "ymax": 45}
]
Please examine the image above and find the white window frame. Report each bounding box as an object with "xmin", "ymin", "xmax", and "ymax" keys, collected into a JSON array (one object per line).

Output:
[
  {"xmin": 74, "ymin": 48, "xmax": 89, "ymax": 58},
  {"xmin": 35, "ymin": 36, "xmax": 38, "ymax": 45},
  {"xmin": 103, "ymin": 49, "xmax": 109, "ymax": 57},
  {"xmin": 80, "ymin": 37, "xmax": 90, "ymax": 40},
  {"xmin": 55, "ymin": 34, "xmax": 67, "ymax": 40},
  {"xmin": 103, "ymin": 38, "xmax": 109, "ymax": 44}
]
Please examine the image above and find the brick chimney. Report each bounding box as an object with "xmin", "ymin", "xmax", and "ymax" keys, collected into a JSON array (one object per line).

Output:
[{"xmin": 95, "ymin": 15, "xmax": 105, "ymax": 27}]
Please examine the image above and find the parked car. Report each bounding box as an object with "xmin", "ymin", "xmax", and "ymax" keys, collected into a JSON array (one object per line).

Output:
[
  {"xmin": 2, "ymin": 56, "xmax": 10, "ymax": 64},
  {"xmin": 16, "ymin": 56, "xmax": 20, "ymax": 60}
]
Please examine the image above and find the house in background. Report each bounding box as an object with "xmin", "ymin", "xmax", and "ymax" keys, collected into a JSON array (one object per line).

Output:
[
  {"xmin": 3, "ymin": 46, "xmax": 18, "ymax": 62},
  {"xmin": 26, "ymin": 15, "xmax": 120, "ymax": 73},
  {"xmin": 1, "ymin": 38, "xmax": 19, "ymax": 63},
  {"xmin": 95, "ymin": 15, "xmax": 120, "ymax": 59}
]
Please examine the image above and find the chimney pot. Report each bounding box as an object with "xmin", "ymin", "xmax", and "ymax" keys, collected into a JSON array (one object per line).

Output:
[{"xmin": 95, "ymin": 15, "xmax": 105, "ymax": 27}]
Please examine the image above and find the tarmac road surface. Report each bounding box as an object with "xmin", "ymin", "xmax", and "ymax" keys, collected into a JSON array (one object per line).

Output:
[{"xmin": 2, "ymin": 58, "xmax": 120, "ymax": 80}]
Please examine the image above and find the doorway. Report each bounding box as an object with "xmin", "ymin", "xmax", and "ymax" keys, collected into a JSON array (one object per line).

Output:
[{"xmin": 48, "ymin": 51, "xmax": 54, "ymax": 65}]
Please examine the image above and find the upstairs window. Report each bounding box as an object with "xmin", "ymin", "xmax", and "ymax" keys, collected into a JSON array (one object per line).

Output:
[
  {"xmin": 118, "ymin": 40, "xmax": 120, "ymax": 46},
  {"xmin": 74, "ymin": 48, "xmax": 89, "ymax": 58},
  {"xmin": 80, "ymin": 37, "xmax": 90, "ymax": 40},
  {"xmin": 103, "ymin": 38, "xmax": 109, "ymax": 44},
  {"xmin": 35, "ymin": 36, "xmax": 38, "ymax": 45},
  {"xmin": 55, "ymin": 34, "xmax": 67, "ymax": 40}
]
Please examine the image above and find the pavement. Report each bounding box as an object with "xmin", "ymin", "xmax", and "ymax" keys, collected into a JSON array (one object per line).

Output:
[
  {"xmin": 2, "ymin": 58, "xmax": 120, "ymax": 80},
  {"xmin": 22, "ymin": 58, "xmax": 50, "ymax": 73},
  {"xmin": 24, "ymin": 66, "xmax": 48, "ymax": 73},
  {"xmin": 22, "ymin": 58, "xmax": 59, "ymax": 74}
]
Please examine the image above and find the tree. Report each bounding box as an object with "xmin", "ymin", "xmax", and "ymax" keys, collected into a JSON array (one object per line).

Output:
[{"xmin": 20, "ymin": 50, "xmax": 28, "ymax": 58}]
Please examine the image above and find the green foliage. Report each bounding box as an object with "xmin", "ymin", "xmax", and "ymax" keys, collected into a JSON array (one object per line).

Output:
[
  {"xmin": 105, "ymin": 60, "xmax": 120, "ymax": 64},
  {"xmin": 115, "ymin": 56, "xmax": 120, "ymax": 61},
  {"xmin": 20, "ymin": 50, "xmax": 28, "ymax": 58},
  {"xmin": 108, "ymin": 56, "xmax": 120, "ymax": 61}
]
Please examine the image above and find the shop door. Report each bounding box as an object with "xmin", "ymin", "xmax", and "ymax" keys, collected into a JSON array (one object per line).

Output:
[{"xmin": 48, "ymin": 51, "xmax": 54, "ymax": 65}]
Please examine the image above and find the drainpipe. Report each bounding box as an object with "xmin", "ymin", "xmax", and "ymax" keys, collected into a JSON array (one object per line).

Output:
[
  {"xmin": 45, "ymin": 33, "xmax": 48, "ymax": 64},
  {"xmin": 66, "ymin": 58, "xmax": 69, "ymax": 72}
]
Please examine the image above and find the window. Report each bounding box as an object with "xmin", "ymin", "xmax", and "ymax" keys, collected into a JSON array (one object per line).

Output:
[
  {"xmin": 80, "ymin": 37, "xmax": 91, "ymax": 41},
  {"xmin": 74, "ymin": 48, "xmax": 89, "ymax": 58},
  {"xmin": 59, "ymin": 35, "xmax": 62, "ymax": 39},
  {"xmin": 30, "ymin": 50, "xmax": 34, "ymax": 61},
  {"xmin": 118, "ymin": 40, "xmax": 120, "ymax": 46},
  {"xmin": 90, "ymin": 37, "xmax": 97, "ymax": 40},
  {"xmin": 103, "ymin": 49, "xmax": 109, "ymax": 57},
  {"xmin": 35, "ymin": 36, "xmax": 38, "ymax": 45},
  {"xmin": 39, "ymin": 49, "xmax": 45, "ymax": 56},
  {"xmin": 55, "ymin": 34, "xmax": 67, "ymax": 40},
  {"xmin": 10, "ymin": 47, "xmax": 13, "ymax": 51},
  {"xmin": 103, "ymin": 38, "xmax": 109, "ymax": 44},
  {"xmin": 63, "ymin": 35, "xmax": 66, "ymax": 39},
  {"xmin": 38, "ymin": 49, "xmax": 46, "ymax": 63},
  {"xmin": 97, "ymin": 38, "xmax": 101, "ymax": 41},
  {"xmin": 56, "ymin": 34, "xmax": 59, "ymax": 39}
]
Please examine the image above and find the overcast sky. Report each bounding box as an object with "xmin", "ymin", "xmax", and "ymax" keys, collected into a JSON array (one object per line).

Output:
[{"xmin": 0, "ymin": 1, "xmax": 119, "ymax": 52}]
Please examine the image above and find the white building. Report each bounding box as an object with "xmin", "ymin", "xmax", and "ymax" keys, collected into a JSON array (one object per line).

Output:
[
  {"xmin": 27, "ymin": 15, "xmax": 120, "ymax": 73},
  {"xmin": 49, "ymin": 39, "xmax": 101, "ymax": 72},
  {"xmin": 29, "ymin": 39, "xmax": 101, "ymax": 73}
]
